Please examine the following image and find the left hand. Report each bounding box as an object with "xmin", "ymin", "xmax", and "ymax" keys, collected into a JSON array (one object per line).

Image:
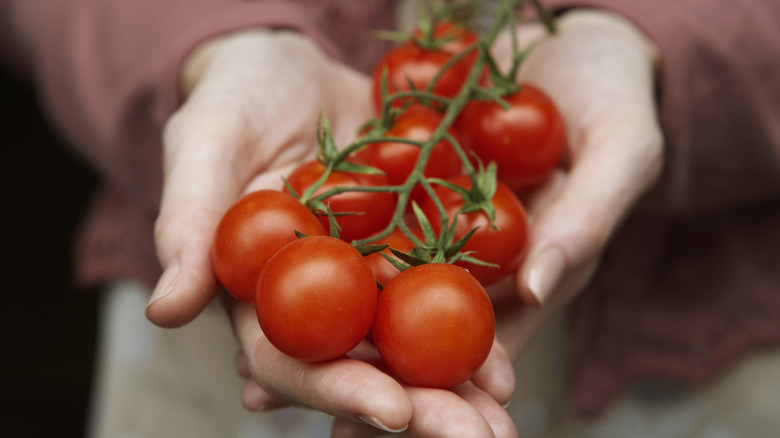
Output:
[{"xmin": 495, "ymin": 9, "xmax": 664, "ymax": 359}]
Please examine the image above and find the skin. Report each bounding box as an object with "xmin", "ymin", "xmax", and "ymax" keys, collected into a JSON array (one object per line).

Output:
[{"xmin": 145, "ymin": 7, "xmax": 662, "ymax": 438}]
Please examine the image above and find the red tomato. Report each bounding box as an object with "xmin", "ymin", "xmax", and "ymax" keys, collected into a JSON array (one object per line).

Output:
[
  {"xmin": 455, "ymin": 83, "xmax": 566, "ymax": 190},
  {"xmin": 422, "ymin": 175, "xmax": 528, "ymax": 285},
  {"xmin": 256, "ymin": 236, "xmax": 378, "ymax": 362},
  {"xmin": 356, "ymin": 105, "xmax": 462, "ymax": 204},
  {"xmin": 373, "ymin": 263, "xmax": 495, "ymax": 388},
  {"xmin": 364, "ymin": 227, "xmax": 421, "ymax": 287},
  {"xmin": 211, "ymin": 190, "xmax": 326, "ymax": 302},
  {"xmin": 372, "ymin": 40, "xmax": 472, "ymax": 113},
  {"xmin": 284, "ymin": 159, "xmax": 396, "ymax": 242}
]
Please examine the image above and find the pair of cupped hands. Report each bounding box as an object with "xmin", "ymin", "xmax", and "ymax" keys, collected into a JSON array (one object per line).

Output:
[{"xmin": 145, "ymin": 9, "xmax": 662, "ymax": 438}]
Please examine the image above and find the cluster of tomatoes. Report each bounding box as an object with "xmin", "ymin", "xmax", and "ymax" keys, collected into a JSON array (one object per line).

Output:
[{"xmin": 211, "ymin": 11, "xmax": 565, "ymax": 389}]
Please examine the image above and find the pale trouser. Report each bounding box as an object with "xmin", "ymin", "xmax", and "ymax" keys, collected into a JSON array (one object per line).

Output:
[{"xmin": 88, "ymin": 281, "xmax": 780, "ymax": 438}]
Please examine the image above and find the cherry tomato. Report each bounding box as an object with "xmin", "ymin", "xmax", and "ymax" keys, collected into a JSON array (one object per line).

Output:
[
  {"xmin": 373, "ymin": 263, "xmax": 495, "ymax": 388},
  {"xmin": 356, "ymin": 105, "xmax": 462, "ymax": 204},
  {"xmin": 284, "ymin": 159, "xmax": 396, "ymax": 242},
  {"xmin": 455, "ymin": 83, "xmax": 566, "ymax": 190},
  {"xmin": 256, "ymin": 236, "xmax": 378, "ymax": 362},
  {"xmin": 422, "ymin": 174, "xmax": 528, "ymax": 285},
  {"xmin": 211, "ymin": 190, "xmax": 326, "ymax": 302},
  {"xmin": 364, "ymin": 227, "xmax": 421, "ymax": 287},
  {"xmin": 372, "ymin": 40, "xmax": 472, "ymax": 113}
]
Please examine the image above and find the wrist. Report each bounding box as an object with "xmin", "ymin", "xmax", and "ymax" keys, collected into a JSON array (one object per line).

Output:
[{"xmin": 180, "ymin": 28, "xmax": 274, "ymax": 99}]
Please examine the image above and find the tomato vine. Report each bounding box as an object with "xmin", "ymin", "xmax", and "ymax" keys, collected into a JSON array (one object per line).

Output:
[{"xmin": 292, "ymin": 0, "xmax": 557, "ymax": 272}]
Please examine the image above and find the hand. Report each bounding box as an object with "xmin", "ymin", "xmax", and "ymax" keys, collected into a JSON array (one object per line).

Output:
[
  {"xmin": 232, "ymin": 300, "xmax": 519, "ymax": 437},
  {"xmin": 145, "ymin": 28, "xmax": 372, "ymax": 327},
  {"xmin": 495, "ymin": 9, "xmax": 664, "ymax": 356}
]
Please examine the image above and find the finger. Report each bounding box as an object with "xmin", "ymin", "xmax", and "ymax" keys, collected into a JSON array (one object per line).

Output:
[
  {"xmin": 145, "ymin": 101, "xmax": 249, "ymax": 327},
  {"xmin": 332, "ymin": 387, "xmax": 500, "ymax": 438},
  {"xmin": 231, "ymin": 302, "xmax": 413, "ymax": 432},
  {"xmin": 452, "ymin": 383, "xmax": 518, "ymax": 438},
  {"xmin": 241, "ymin": 379, "xmax": 290, "ymax": 412},
  {"xmin": 235, "ymin": 350, "xmax": 250, "ymax": 378},
  {"xmin": 470, "ymin": 338, "xmax": 515, "ymax": 406},
  {"xmin": 328, "ymin": 341, "xmax": 515, "ymax": 437},
  {"xmin": 400, "ymin": 386, "xmax": 496, "ymax": 437}
]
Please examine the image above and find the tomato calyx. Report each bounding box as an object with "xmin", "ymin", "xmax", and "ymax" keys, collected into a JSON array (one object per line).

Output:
[
  {"xmin": 379, "ymin": 197, "xmax": 499, "ymax": 275},
  {"xmin": 428, "ymin": 160, "xmax": 499, "ymax": 227},
  {"xmin": 319, "ymin": 204, "xmax": 390, "ymax": 259},
  {"xmin": 315, "ymin": 116, "xmax": 384, "ymax": 176}
]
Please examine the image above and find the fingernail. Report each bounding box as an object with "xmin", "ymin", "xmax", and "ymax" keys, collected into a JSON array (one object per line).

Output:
[
  {"xmin": 525, "ymin": 247, "xmax": 565, "ymax": 305},
  {"xmin": 358, "ymin": 415, "xmax": 408, "ymax": 434},
  {"xmin": 147, "ymin": 259, "xmax": 180, "ymax": 308}
]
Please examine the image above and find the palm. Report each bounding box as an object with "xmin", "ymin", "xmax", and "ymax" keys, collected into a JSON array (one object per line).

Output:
[{"xmin": 148, "ymin": 30, "xmax": 373, "ymax": 327}]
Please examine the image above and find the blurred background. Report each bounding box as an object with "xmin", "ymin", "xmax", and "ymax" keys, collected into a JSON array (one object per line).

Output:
[{"xmin": 1, "ymin": 67, "xmax": 100, "ymax": 437}]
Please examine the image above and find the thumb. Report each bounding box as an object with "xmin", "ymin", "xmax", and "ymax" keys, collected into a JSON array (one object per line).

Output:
[
  {"xmin": 145, "ymin": 102, "xmax": 246, "ymax": 327},
  {"xmin": 517, "ymin": 108, "xmax": 663, "ymax": 306}
]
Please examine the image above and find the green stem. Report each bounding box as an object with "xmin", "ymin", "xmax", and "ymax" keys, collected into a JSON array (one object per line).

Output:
[
  {"xmin": 424, "ymin": 43, "xmax": 481, "ymax": 95},
  {"xmin": 335, "ymin": 136, "xmax": 425, "ymax": 162},
  {"xmin": 505, "ymin": 0, "xmax": 522, "ymax": 82},
  {"xmin": 528, "ymin": 0, "xmax": 557, "ymax": 34},
  {"xmin": 442, "ymin": 131, "xmax": 475, "ymax": 176},
  {"xmin": 298, "ymin": 163, "xmax": 333, "ymax": 204},
  {"xmin": 314, "ymin": 184, "xmax": 404, "ymax": 201},
  {"xmin": 379, "ymin": 91, "xmax": 453, "ymax": 123},
  {"xmin": 482, "ymin": 6, "xmax": 510, "ymax": 47}
]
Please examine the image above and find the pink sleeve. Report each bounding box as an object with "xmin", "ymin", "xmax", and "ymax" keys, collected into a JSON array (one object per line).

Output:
[
  {"xmin": 541, "ymin": 0, "xmax": 780, "ymax": 418},
  {"xmin": 546, "ymin": 0, "xmax": 780, "ymax": 213},
  {"xmin": 4, "ymin": 0, "xmax": 394, "ymax": 211}
]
